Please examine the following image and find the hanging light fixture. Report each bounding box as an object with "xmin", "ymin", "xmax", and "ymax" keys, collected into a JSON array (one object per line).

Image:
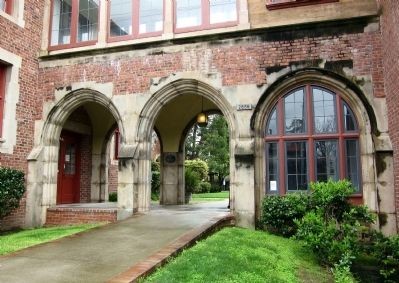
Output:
[{"xmin": 196, "ymin": 96, "xmax": 208, "ymax": 127}]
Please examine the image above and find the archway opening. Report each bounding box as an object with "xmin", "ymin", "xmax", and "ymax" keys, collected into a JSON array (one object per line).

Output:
[
  {"xmin": 149, "ymin": 93, "xmax": 230, "ymax": 207},
  {"xmin": 57, "ymin": 102, "xmax": 118, "ymax": 205}
]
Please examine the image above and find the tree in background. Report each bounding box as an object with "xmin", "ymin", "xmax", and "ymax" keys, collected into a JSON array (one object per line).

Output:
[{"xmin": 185, "ymin": 114, "xmax": 229, "ymax": 188}]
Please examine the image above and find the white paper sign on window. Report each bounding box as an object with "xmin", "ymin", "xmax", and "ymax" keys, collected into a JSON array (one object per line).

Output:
[{"xmin": 270, "ymin": 180, "xmax": 277, "ymax": 191}]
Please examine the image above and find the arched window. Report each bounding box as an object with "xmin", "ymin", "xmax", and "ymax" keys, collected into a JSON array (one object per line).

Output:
[{"xmin": 265, "ymin": 84, "xmax": 361, "ymax": 194}]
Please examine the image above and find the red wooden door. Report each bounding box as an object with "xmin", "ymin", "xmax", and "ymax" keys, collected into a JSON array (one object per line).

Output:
[{"xmin": 57, "ymin": 131, "xmax": 81, "ymax": 204}]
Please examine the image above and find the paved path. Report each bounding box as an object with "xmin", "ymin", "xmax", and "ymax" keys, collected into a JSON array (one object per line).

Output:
[{"xmin": 0, "ymin": 200, "xmax": 230, "ymax": 283}]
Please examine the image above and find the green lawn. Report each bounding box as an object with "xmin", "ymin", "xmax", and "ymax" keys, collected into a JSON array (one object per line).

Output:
[
  {"xmin": 191, "ymin": 191, "xmax": 229, "ymax": 202},
  {"xmin": 0, "ymin": 224, "xmax": 101, "ymax": 255},
  {"xmin": 143, "ymin": 227, "xmax": 331, "ymax": 283}
]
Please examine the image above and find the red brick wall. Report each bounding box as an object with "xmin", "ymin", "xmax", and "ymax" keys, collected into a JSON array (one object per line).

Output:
[
  {"xmin": 39, "ymin": 30, "xmax": 385, "ymax": 100},
  {"xmin": 45, "ymin": 207, "xmax": 117, "ymax": 226},
  {"xmin": 108, "ymin": 163, "xmax": 118, "ymax": 194},
  {"xmin": 79, "ymin": 134, "xmax": 92, "ymax": 202},
  {"xmin": 378, "ymin": 0, "xmax": 399, "ymax": 229},
  {"xmin": 0, "ymin": 1, "xmax": 45, "ymax": 229}
]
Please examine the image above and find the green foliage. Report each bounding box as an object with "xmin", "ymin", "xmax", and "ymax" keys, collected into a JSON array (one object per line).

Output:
[
  {"xmin": 310, "ymin": 179, "xmax": 354, "ymax": 221},
  {"xmin": 193, "ymin": 181, "xmax": 211, "ymax": 194},
  {"xmin": 295, "ymin": 180, "xmax": 374, "ymax": 273},
  {"xmin": 184, "ymin": 159, "xmax": 208, "ymax": 180},
  {"xmin": 151, "ymin": 161, "xmax": 161, "ymax": 201},
  {"xmin": 0, "ymin": 167, "xmax": 25, "ymax": 219},
  {"xmin": 144, "ymin": 227, "xmax": 331, "ymax": 283},
  {"xmin": 260, "ymin": 193, "xmax": 310, "ymax": 237},
  {"xmin": 372, "ymin": 234, "xmax": 399, "ymax": 282},
  {"xmin": 108, "ymin": 192, "xmax": 117, "ymax": 202},
  {"xmin": 210, "ymin": 183, "xmax": 223, "ymax": 193},
  {"xmin": 185, "ymin": 115, "xmax": 229, "ymax": 179},
  {"xmin": 184, "ymin": 168, "xmax": 200, "ymax": 194}
]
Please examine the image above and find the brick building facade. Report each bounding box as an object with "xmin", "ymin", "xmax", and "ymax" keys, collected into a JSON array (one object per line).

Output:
[{"xmin": 0, "ymin": 0, "xmax": 398, "ymax": 234}]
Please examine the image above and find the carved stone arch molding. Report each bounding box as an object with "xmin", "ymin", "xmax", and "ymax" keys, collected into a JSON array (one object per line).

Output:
[
  {"xmin": 25, "ymin": 88, "xmax": 125, "ymax": 227},
  {"xmin": 251, "ymin": 68, "xmax": 397, "ymax": 235}
]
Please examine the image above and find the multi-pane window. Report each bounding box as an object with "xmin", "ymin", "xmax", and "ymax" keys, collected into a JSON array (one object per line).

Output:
[
  {"xmin": 0, "ymin": 64, "xmax": 6, "ymax": 137},
  {"xmin": 175, "ymin": 0, "xmax": 237, "ymax": 31},
  {"xmin": 265, "ymin": 85, "xmax": 361, "ymax": 194},
  {"xmin": 109, "ymin": 0, "xmax": 163, "ymax": 40},
  {"xmin": 50, "ymin": 0, "xmax": 99, "ymax": 47},
  {"xmin": 0, "ymin": 0, "xmax": 12, "ymax": 15}
]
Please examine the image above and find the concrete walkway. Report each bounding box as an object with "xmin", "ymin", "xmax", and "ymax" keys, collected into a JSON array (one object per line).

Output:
[{"xmin": 0, "ymin": 200, "xmax": 231, "ymax": 283}]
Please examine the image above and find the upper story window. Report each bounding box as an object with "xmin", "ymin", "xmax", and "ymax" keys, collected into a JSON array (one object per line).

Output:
[
  {"xmin": 109, "ymin": 0, "xmax": 163, "ymax": 41},
  {"xmin": 175, "ymin": 0, "xmax": 238, "ymax": 32},
  {"xmin": 265, "ymin": 85, "xmax": 361, "ymax": 194},
  {"xmin": 0, "ymin": 0, "xmax": 13, "ymax": 15},
  {"xmin": 50, "ymin": 0, "xmax": 99, "ymax": 49},
  {"xmin": 0, "ymin": 63, "xmax": 7, "ymax": 138},
  {"xmin": 266, "ymin": 0, "xmax": 338, "ymax": 10}
]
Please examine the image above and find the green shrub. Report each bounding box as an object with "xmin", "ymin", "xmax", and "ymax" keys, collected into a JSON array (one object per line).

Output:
[
  {"xmin": 151, "ymin": 161, "xmax": 161, "ymax": 201},
  {"xmin": 210, "ymin": 183, "xmax": 223, "ymax": 193},
  {"xmin": 151, "ymin": 171, "xmax": 161, "ymax": 200},
  {"xmin": 372, "ymin": 234, "xmax": 399, "ymax": 282},
  {"xmin": 194, "ymin": 181, "xmax": 211, "ymax": 194},
  {"xmin": 108, "ymin": 192, "xmax": 117, "ymax": 202},
  {"xmin": 185, "ymin": 159, "xmax": 208, "ymax": 181},
  {"xmin": 310, "ymin": 179, "xmax": 354, "ymax": 221},
  {"xmin": 0, "ymin": 167, "xmax": 25, "ymax": 219},
  {"xmin": 260, "ymin": 193, "xmax": 310, "ymax": 237},
  {"xmin": 295, "ymin": 180, "xmax": 374, "ymax": 270},
  {"xmin": 185, "ymin": 168, "xmax": 200, "ymax": 194}
]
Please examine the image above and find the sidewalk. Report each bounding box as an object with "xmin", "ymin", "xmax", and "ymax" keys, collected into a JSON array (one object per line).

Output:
[{"xmin": 0, "ymin": 200, "xmax": 232, "ymax": 283}]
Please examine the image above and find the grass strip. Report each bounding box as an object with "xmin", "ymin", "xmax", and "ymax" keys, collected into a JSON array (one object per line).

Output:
[
  {"xmin": 144, "ymin": 227, "xmax": 330, "ymax": 283},
  {"xmin": 0, "ymin": 224, "xmax": 101, "ymax": 255}
]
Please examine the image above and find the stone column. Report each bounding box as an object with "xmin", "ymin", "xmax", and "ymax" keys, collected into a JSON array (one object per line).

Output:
[
  {"xmin": 232, "ymin": 139, "xmax": 255, "ymax": 228},
  {"xmin": 117, "ymin": 144, "xmax": 136, "ymax": 220},
  {"xmin": 160, "ymin": 152, "xmax": 184, "ymax": 204}
]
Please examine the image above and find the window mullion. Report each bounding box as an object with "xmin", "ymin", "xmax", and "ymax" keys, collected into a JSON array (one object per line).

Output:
[
  {"xmin": 336, "ymin": 96, "xmax": 346, "ymax": 179},
  {"xmin": 277, "ymin": 100, "xmax": 286, "ymax": 194},
  {"xmin": 70, "ymin": 0, "xmax": 79, "ymax": 44},
  {"xmin": 132, "ymin": 0, "xmax": 139, "ymax": 37},
  {"xmin": 203, "ymin": 0, "xmax": 210, "ymax": 28},
  {"xmin": 306, "ymin": 84, "xmax": 315, "ymax": 183}
]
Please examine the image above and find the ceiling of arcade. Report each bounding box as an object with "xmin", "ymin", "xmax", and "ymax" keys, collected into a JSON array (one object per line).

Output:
[{"xmin": 154, "ymin": 94, "xmax": 218, "ymax": 152}]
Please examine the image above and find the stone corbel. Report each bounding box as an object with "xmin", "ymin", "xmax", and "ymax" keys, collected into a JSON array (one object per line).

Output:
[
  {"xmin": 234, "ymin": 139, "xmax": 254, "ymax": 163},
  {"xmin": 373, "ymin": 133, "xmax": 393, "ymax": 153},
  {"xmin": 118, "ymin": 144, "xmax": 139, "ymax": 159}
]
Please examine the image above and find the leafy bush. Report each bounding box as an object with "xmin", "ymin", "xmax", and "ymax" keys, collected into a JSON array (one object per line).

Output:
[
  {"xmin": 194, "ymin": 181, "xmax": 211, "ymax": 194},
  {"xmin": 210, "ymin": 183, "xmax": 223, "ymax": 193},
  {"xmin": 151, "ymin": 161, "xmax": 161, "ymax": 201},
  {"xmin": 372, "ymin": 234, "xmax": 399, "ymax": 281},
  {"xmin": 310, "ymin": 179, "xmax": 354, "ymax": 221},
  {"xmin": 260, "ymin": 193, "xmax": 310, "ymax": 237},
  {"xmin": 108, "ymin": 192, "xmax": 117, "ymax": 202},
  {"xmin": 185, "ymin": 168, "xmax": 200, "ymax": 194},
  {"xmin": 0, "ymin": 167, "xmax": 25, "ymax": 219},
  {"xmin": 295, "ymin": 180, "xmax": 374, "ymax": 271},
  {"xmin": 185, "ymin": 159, "xmax": 208, "ymax": 181}
]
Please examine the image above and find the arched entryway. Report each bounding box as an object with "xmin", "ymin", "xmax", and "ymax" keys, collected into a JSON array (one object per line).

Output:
[
  {"xmin": 25, "ymin": 89, "xmax": 124, "ymax": 226},
  {"xmin": 134, "ymin": 78, "xmax": 247, "ymax": 222}
]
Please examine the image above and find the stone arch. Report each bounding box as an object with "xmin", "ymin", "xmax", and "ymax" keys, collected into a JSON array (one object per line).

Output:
[
  {"xmin": 25, "ymin": 89, "xmax": 124, "ymax": 227},
  {"xmin": 134, "ymin": 78, "xmax": 238, "ymax": 213},
  {"xmin": 251, "ymin": 68, "xmax": 396, "ymax": 234}
]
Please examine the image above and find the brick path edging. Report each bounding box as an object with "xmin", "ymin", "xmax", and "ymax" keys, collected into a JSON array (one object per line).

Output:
[{"xmin": 107, "ymin": 213, "xmax": 235, "ymax": 283}]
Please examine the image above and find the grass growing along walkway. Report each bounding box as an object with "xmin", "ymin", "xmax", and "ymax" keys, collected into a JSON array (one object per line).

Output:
[
  {"xmin": 143, "ymin": 227, "xmax": 331, "ymax": 283},
  {"xmin": 0, "ymin": 224, "xmax": 101, "ymax": 256},
  {"xmin": 191, "ymin": 191, "xmax": 229, "ymax": 202}
]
